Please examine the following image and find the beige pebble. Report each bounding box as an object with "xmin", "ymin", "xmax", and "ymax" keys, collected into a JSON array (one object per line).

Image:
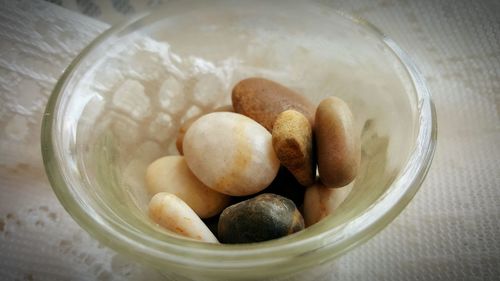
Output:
[
  {"xmin": 183, "ymin": 112, "xmax": 280, "ymax": 196},
  {"xmin": 145, "ymin": 156, "xmax": 230, "ymax": 218},
  {"xmin": 176, "ymin": 105, "xmax": 233, "ymax": 155},
  {"xmin": 232, "ymin": 78, "xmax": 315, "ymax": 131},
  {"xmin": 272, "ymin": 110, "xmax": 315, "ymax": 186},
  {"xmin": 303, "ymin": 181, "xmax": 353, "ymax": 226},
  {"xmin": 315, "ymin": 97, "xmax": 360, "ymax": 188},
  {"xmin": 148, "ymin": 192, "xmax": 219, "ymax": 243}
]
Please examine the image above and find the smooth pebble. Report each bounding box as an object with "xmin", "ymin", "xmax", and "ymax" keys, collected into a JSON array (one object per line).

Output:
[
  {"xmin": 145, "ymin": 156, "xmax": 230, "ymax": 218},
  {"xmin": 148, "ymin": 192, "xmax": 219, "ymax": 243},
  {"xmin": 232, "ymin": 78, "xmax": 315, "ymax": 131},
  {"xmin": 272, "ymin": 110, "xmax": 315, "ymax": 186},
  {"xmin": 303, "ymin": 181, "xmax": 353, "ymax": 226},
  {"xmin": 176, "ymin": 105, "xmax": 233, "ymax": 155},
  {"xmin": 183, "ymin": 112, "xmax": 280, "ymax": 196},
  {"xmin": 315, "ymin": 97, "xmax": 360, "ymax": 188},
  {"xmin": 218, "ymin": 193, "xmax": 304, "ymax": 243}
]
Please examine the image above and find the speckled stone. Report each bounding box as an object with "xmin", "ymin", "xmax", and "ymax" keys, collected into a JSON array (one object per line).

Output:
[{"xmin": 272, "ymin": 110, "xmax": 316, "ymax": 186}]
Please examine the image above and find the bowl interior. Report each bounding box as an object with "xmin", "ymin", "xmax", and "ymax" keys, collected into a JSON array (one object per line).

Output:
[{"xmin": 45, "ymin": 0, "xmax": 425, "ymax": 276}]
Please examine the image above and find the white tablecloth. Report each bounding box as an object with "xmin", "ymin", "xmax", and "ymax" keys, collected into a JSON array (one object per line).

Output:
[{"xmin": 0, "ymin": 0, "xmax": 499, "ymax": 280}]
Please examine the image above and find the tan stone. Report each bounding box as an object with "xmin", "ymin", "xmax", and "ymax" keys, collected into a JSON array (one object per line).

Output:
[
  {"xmin": 272, "ymin": 110, "xmax": 315, "ymax": 186},
  {"xmin": 315, "ymin": 97, "xmax": 360, "ymax": 188},
  {"xmin": 303, "ymin": 181, "xmax": 353, "ymax": 226}
]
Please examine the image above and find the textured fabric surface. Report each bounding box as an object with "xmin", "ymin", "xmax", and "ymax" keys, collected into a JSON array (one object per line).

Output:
[
  {"xmin": 322, "ymin": 1, "xmax": 500, "ymax": 280},
  {"xmin": 1, "ymin": 0, "xmax": 499, "ymax": 280},
  {"xmin": 0, "ymin": 1, "xmax": 163, "ymax": 280}
]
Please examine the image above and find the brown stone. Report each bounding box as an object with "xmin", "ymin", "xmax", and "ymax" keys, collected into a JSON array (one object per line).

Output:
[
  {"xmin": 303, "ymin": 181, "xmax": 352, "ymax": 226},
  {"xmin": 315, "ymin": 97, "xmax": 360, "ymax": 188},
  {"xmin": 231, "ymin": 78, "xmax": 315, "ymax": 131}
]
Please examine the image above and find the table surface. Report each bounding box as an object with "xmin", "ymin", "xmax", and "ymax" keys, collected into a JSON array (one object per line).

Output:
[{"xmin": 1, "ymin": 0, "xmax": 499, "ymax": 280}]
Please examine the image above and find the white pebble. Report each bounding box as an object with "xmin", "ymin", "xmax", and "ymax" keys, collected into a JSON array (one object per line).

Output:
[
  {"xmin": 183, "ymin": 112, "xmax": 280, "ymax": 196},
  {"xmin": 145, "ymin": 156, "xmax": 230, "ymax": 218},
  {"xmin": 148, "ymin": 192, "xmax": 218, "ymax": 243},
  {"xmin": 303, "ymin": 182, "xmax": 353, "ymax": 226}
]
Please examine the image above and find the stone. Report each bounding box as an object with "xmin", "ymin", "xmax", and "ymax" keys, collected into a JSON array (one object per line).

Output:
[
  {"xmin": 232, "ymin": 78, "xmax": 315, "ymax": 131},
  {"xmin": 315, "ymin": 97, "xmax": 360, "ymax": 188},
  {"xmin": 183, "ymin": 112, "xmax": 280, "ymax": 196},
  {"xmin": 218, "ymin": 193, "xmax": 304, "ymax": 243},
  {"xmin": 176, "ymin": 105, "xmax": 233, "ymax": 155},
  {"xmin": 145, "ymin": 156, "xmax": 230, "ymax": 218},
  {"xmin": 272, "ymin": 110, "xmax": 315, "ymax": 186},
  {"xmin": 303, "ymin": 181, "xmax": 353, "ymax": 226},
  {"xmin": 148, "ymin": 192, "xmax": 218, "ymax": 243}
]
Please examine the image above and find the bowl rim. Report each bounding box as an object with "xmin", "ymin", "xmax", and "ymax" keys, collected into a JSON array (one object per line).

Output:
[{"xmin": 41, "ymin": 0, "xmax": 437, "ymax": 277}]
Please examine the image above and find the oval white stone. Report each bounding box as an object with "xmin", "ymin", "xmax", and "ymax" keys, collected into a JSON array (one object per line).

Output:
[{"xmin": 183, "ymin": 112, "xmax": 280, "ymax": 196}]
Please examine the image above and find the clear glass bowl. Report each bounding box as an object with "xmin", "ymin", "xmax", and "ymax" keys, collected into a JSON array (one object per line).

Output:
[{"xmin": 41, "ymin": 0, "xmax": 436, "ymax": 280}]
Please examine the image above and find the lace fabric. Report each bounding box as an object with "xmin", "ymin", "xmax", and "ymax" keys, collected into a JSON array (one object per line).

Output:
[{"xmin": 0, "ymin": 1, "xmax": 163, "ymax": 280}]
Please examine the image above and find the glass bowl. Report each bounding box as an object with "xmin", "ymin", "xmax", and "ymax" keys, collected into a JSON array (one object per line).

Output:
[{"xmin": 41, "ymin": 0, "xmax": 436, "ymax": 280}]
